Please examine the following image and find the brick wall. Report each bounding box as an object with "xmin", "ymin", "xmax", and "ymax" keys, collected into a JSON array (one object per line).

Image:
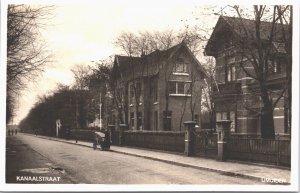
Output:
[{"xmin": 123, "ymin": 130, "xmax": 185, "ymax": 153}]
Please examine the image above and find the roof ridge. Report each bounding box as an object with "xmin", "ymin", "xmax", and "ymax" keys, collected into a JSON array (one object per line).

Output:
[{"xmin": 221, "ymin": 15, "xmax": 288, "ymax": 26}]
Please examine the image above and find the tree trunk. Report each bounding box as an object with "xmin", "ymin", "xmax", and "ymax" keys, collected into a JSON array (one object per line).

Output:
[
  {"xmin": 260, "ymin": 103, "xmax": 275, "ymax": 139},
  {"xmin": 164, "ymin": 81, "xmax": 170, "ymax": 130},
  {"xmin": 118, "ymin": 107, "xmax": 124, "ymax": 124}
]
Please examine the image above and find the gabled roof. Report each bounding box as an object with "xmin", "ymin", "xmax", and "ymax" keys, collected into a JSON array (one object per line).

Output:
[
  {"xmin": 114, "ymin": 42, "xmax": 207, "ymax": 81},
  {"xmin": 205, "ymin": 16, "xmax": 289, "ymax": 56},
  {"xmin": 222, "ymin": 16, "xmax": 288, "ymax": 40}
]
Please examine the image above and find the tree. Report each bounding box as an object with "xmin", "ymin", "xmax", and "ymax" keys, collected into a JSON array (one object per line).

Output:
[
  {"xmin": 19, "ymin": 84, "xmax": 90, "ymax": 136},
  {"xmin": 201, "ymin": 57, "xmax": 217, "ymax": 130},
  {"xmin": 221, "ymin": 5, "xmax": 292, "ymax": 138},
  {"xmin": 71, "ymin": 64, "xmax": 91, "ymax": 90},
  {"xmin": 86, "ymin": 60, "xmax": 113, "ymax": 128},
  {"xmin": 6, "ymin": 4, "xmax": 54, "ymax": 123}
]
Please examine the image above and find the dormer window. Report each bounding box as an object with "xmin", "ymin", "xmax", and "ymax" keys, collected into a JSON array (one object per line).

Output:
[{"xmin": 173, "ymin": 58, "xmax": 188, "ymax": 74}]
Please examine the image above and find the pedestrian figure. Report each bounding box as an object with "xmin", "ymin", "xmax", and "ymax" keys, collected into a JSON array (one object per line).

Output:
[
  {"xmin": 15, "ymin": 129, "xmax": 17, "ymax": 135},
  {"xmin": 34, "ymin": 129, "xmax": 38, "ymax": 136},
  {"xmin": 8, "ymin": 130, "xmax": 10, "ymax": 136}
]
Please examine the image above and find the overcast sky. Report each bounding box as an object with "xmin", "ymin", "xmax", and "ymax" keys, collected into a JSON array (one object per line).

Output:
[{"xmin": 5, "ymin": 1, "xmax": 223, "ymax": 124}]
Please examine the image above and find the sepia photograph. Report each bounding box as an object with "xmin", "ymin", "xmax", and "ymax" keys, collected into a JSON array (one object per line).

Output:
[{"xmin": 1, "ymin": 0, "xmax": 299, "ymax": 192}]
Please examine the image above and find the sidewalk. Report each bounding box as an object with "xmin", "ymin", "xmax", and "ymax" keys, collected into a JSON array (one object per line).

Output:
[{"xmin": 25, "ymin": 133, "xmax": 291, "ymax": 184}]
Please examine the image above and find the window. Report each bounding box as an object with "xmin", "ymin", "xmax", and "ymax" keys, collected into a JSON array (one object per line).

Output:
[
  {"xmin": 230, "ymin": 111, "xmax": 236, "ymax": 132},
  {"xmin": 216, "ymin": 112, "xmax": 222, "ymax": 121},
  {"xmin": 173, "ymin": 58, "xmax": 188, "ymax": 73},
  {"xmin": 129, "ymin": 82, "xmax": 142, "ymax": 105},
  {"xmin": 152, "ymin": 79, "xmax": 158, "ymax": 102},
  {"xmin": 274, "ymin": 62, "xmax": 280, "ymax": 73},
  {"xmin": 154, "ymin": 111, "xmax": 158, "ymax": 130},
  {"xmin": 216, "ymin": 111, "xmax": 236, "ymax": 132},
  {"xmin": 226, "ymin": 65, "xmax": 236, "ymax": 82},
  {"xmin": 194, "ymin": 114, "xmax": 199, "ymax": 124},
  {"xmin": 169, "ymin": 81, "xmax": 191, "ymax": 95},
  {"xmin": 177, "ymin": 82, "xmax": 185, "ymax": 94},
  {"xmin": 268, "ymin": 58, "xmax": 282, "ymax": 74},
  {"xmin": 232, "ymin": 66, "xmax": 236, "ymax": 80},
  {"xmin": 136, "ymin": 82, "xmax": 142, "ymax": 103},
  {"xmin": 129, "ymin": 84, "xmax": 134, "ymax": 105},
  {"xmin": 137, "ymin": 112, "xmax": 142, "ymax": 130},
  {"xmin": 185, "ymin": 83, "xmax": 191, "ymax": 94},
  {"xmin": 222, "ymin": 112, "xmax": 227, "ymax": 120},
  {"xmin": 130, "ymin": 112, "xmax": 134, "ymax": 129}
]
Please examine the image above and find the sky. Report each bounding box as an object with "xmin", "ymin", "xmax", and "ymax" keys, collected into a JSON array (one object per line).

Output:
[{"xmin": 4, "ymin": 1, "xmax": 222, "ymax": 124}]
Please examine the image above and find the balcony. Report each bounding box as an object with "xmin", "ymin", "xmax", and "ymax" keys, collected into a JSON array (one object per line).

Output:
[
  {"xmin": 246, "ymin": 72, "xmax": 287, "ymax": 90},
  {"xmin": 212, "ymin": 82, "xmax": 241, "ymax": 98}
]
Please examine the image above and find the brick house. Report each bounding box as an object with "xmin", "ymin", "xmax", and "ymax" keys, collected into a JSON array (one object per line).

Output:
[
  {"xmin": 112, "ymin": 42, "xmax": 207, "ymax": 131},
  {"xmin": 205, "ymin": 16, "xmax": 291, "ymax": 136}
]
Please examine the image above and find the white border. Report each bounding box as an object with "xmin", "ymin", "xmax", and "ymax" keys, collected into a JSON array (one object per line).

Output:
[{"xmin": 1, "ymin": 0, "xmax": 299, "ymax": 192}]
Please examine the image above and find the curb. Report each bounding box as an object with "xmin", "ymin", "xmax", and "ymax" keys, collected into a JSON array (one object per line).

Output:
[
  {"xmin": 23, "ymin": 133, "xmax": 92, "ymax": 149},
  {"xmin": 21, "ymin": 133, "xmax": 290, "ymax": 185},
  {"xmin": 109, "ymin": 149, "xmax": 290, "ymax": 184}
]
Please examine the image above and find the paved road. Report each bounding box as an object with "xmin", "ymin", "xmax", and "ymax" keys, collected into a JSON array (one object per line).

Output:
[
  {"xmin": 7, "ymin": 134, "xmax": 263, "ymax": 184},
  {"xmin": 6, "ymin": 135, "xmax": 75, "ymax": 183}
]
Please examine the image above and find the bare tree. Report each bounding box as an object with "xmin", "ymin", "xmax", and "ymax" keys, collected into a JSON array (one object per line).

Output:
[
  {"xmin": 6, "ymin": 4, "xmax": 54, "ymax": 123},
  {"xmin": 201, "ymin": 57, "xmax": 217, "ymax": 130},
  {"xmin": 114, "ymin": 32, "xmax": 138, "ymax": 56},
  {"xmin": 115, "ymin": 29, "xmax": 205, "ymax": 57},
  {"xmin": 71, "ymin": 64, "xmax": 91, "ymax": 90},
  {"xmin": 226, "ymin": 5, "xmax": 292, "ymax": 138}
]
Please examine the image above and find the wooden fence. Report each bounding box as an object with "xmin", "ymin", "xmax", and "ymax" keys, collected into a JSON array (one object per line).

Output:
[{"xmin": 227, "ymin": 138, "xmax": 291, "ymax": 166}]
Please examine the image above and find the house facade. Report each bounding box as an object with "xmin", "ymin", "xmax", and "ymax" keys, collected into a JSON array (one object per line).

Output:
[
  {"xmin": 112, "ymin": 42, "xmax": 207, "ymax": 131},
  {"xmin": 205, "ymin": 16, "xmax": 291, "ymax": 136}
]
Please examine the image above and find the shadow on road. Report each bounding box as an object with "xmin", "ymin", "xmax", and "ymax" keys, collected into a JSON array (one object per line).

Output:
[{"xmin": 6, "ymin": 136, "xmax": 75, "ymax": 184}]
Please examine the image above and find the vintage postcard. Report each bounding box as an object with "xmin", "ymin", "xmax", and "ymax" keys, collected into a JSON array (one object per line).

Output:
[{"xmin": 1, "ymin": 0, "xmax": 299, "ymax": 192}]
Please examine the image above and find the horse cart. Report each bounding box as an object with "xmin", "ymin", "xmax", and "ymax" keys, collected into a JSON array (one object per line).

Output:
[{"xmin": 93, "ymin": 131, "xmax": 111, "ymax": 150}]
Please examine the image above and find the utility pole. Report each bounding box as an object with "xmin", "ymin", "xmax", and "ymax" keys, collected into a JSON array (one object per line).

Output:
[
  {"xmin": 100, "ymin": 92, "xmax": 102, "ymax": 129},
  {"xmin": 75, "ymin": 91, "xmax": 78, "ymax": 143}
]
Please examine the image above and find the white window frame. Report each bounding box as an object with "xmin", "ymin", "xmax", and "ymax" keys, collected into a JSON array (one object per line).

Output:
[{"xmin": 169, "ymin": 81, "xmax": 191, "ymax": 96}]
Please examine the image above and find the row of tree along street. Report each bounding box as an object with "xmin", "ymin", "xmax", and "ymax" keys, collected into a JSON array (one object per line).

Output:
[{"xmin": 19, "ymin": 64, "xmax": 113, "ymax": 136}]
